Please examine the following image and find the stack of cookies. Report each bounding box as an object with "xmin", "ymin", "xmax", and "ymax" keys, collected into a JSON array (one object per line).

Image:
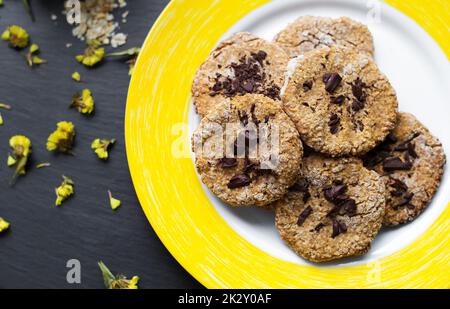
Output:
[{"xmin": 191, "ymin": 17, "xmax": 446, "ymax": 262}]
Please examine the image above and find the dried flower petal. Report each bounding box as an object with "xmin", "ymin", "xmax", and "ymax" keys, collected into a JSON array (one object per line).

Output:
[
  {"xmin": 0, "ymin": 112, "xmax": 3, "ymax": 126},
  {"xmin": 26, "ymin": 43, "xmax": 46, "ymax": 67},
  {"xmin": 2, "ymin": 25, "xmax": 29, "ymax": 49},
  {"xmin": 36, "ymin": 162, "xmax": 51, "ymax": 169},
  {"xmin": 91, "ymin": 138, "xmax": 115, "ymax": 160},
  {"xmin": 46, "ymin": 121, "xmax": 75, "ymax": 153},
  {"xmin": 76, "ymin": 45, "xmax": 105, "ymax": 67},
  {"xmin": 8, "ymin": 135, "xmax": 32, "ymax": 183},
  {"xmin": 98, "ymin": 261, "xmax": 139, "ymax": 289},
  {"xmin": 108, "ymin": 190, "xmax": 121, "ymax": 210},
  {"xmin": 55, "ymin": 175, "xmax": 74, "ymax": 206},
  {"xmin": 0, "ymin": 103, "xmax": 11, "ymax": 110},
  {"xmin": 107, "ymin": 47, "xmax": 140, "ymax": 76},
  {"xmin": 71, "ymin": 89, "xmax": 95, "ymax": 114},
  {"xmin": 72, "ymin": 72, "xmax": 81, "ymax": 82},
  {"xmin": 0, "ymin": 217, "xmax": 10, "ymax": 233}
]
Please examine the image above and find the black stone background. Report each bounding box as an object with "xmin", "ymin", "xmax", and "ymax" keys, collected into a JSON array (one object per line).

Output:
[{"xmin": 0, "ymin": 0, "xmax": 202, "ymax": 289}]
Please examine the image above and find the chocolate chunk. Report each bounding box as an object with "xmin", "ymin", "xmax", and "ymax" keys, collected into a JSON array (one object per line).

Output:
[
  {"xmin": 303, "ymin": 80, "xmax": 313, "ymax": 91},
  {"xmin": 352, "ymin": 99, "xmax": 365, "ymax": 112},
  {"xmin": 243, "ymin": 158, "xmax": 257, "ymax": 174},
  {"xmin": 328, "ymin": 113, "xmax": 340, "ymax": 134},
  {"xmin": 331, "ymin": 220, "xmax": 347, "ymax": 238},
  {"xmin": 264, "ymin": 85, "xmax": 281, "ymax": 100},
  {"xmin": 351, "ymin": 78, "xmax": 367, "ymax": 102},
  {"xmin": 324, "ymin": 182, "xmax": 347, "ymax": 203},
  {"xmin": 393, "ymin": 192, "xmax": 414, "ymax": 209},
  {"xmin": 252, "ymin": 50, "xmax": 267, "ymax": 63},
  {"xmin": 242, "ymin": 80, "xmax": 255, "ymax": 92},
  {"xmin": 220, "ymin": 158, "xmax": 237, "ymax": 168},
  {"xmin": 407, "ymin": 143, "xmax": 418, "ymax": 159},
  {"xmin": 227, "ymin": 174, "xmax": 251, "ymax": 189},
  {"xmin": 385, "ymin": 133, "xmax": 398, "ymax": 144},
  {"xmin": 340, "ymin": 199, "xmax": 357, "ymax": 216},
  {"xmin": 314, "ymin": 223, "xmax": 326, "ymax": 232},
  {"xmin": 297, "ymin": 206, "xmax": 313, "ymax": 226},
  {"xmin": 322, "ymin": 73, "xmax": 331, "ymax": 83},
  {"xmin": 383, "ymin": 157, "xmax": 413, "ymax": 172},
  {"xmin": 324, "ymin": 73, "xmax": 342, "ymax": 93},
  {"xmin": 331, "ymin": 95, "xmax": 345, "ymax": 105},
  {"xmin": 388, "ymin": 177, "xmax": 408, "ymax": 197}
]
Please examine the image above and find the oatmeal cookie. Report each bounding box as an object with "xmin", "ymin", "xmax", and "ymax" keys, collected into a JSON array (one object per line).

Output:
[
  {"xmin": 192, "ymin": 32, "xmax": 289, "ymax": 118},
  {"xmin": 274, "ymin": 16, "xmax": 374, "ymax": 58},
  {"xmin": 282, "ymin": 45, "xmax": 398, "ymax": 157},
  {"xmin": 363, "ymin": 112, "xmax": 446, "ymax": 226},
  {"xmin": 192, "ymin": 94, "xmax": 303, "ymax": 207},
  {"xmin": 274, "ymin": 154, "xmax": 385, "ymax": 262}
]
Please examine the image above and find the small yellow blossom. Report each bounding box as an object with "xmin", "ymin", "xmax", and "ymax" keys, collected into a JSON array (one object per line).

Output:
[
  {"xmin": 71, "ymin": 89, "xmax": 95, "ymax": 114},
  {"xmin": 0, "ymin": 218, "xmax": 10, "ymax": 233},
  {"xmin": 26, "ymin": 43, "xmax": 47, "ymax": 67},
  {"xmin": 0, "ymin": 112, "xmax": 3, "ymax": 126},
  {"xmin": 98, "ymin": 261, "xmax": 139, "ymax": 289},
  {"xmin": 55, "ymin": 176, "xmax": 74, "ymax": 206},
  {"xmin": 76, "ymin": 42, "xmax": 105, "ymax": 67},
  {"xmin": 91, "ymin": 138, "xmax": 115, "ymax": 160},
  {"xmin": 107, "ymin": 47, "xmax": 140, "ymax": 76},
  {"xmin": 8, "ymin": 135, "xmax": 31, "ymax": 183},
  {"xmin": 108, "ymin": 190, "xmax": 121, "ymax": 210},
  {"xmin": 2, "ymin": 25, "xmax": 29, "ymax": 49},
  {"xmin": 46, "ymin": 121, "xmax": 75, "ymax": 153},
  {"xmin": 72, "ymin": 72, "xmax": 81, "ymax": 82}
]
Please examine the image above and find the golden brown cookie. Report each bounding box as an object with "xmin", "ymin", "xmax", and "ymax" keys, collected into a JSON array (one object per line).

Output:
[
  {"xmin": 192, "ymin": 94, "xmax": 303, "ymax": 207},
  {"xmin": 274, "ymin": 154, "xmax": 385, "ymax": 262},
  {"xmin": 282, "ymin": 46, "xmax": 398, "ymax": 157},
  {"xmin": 274, "ymin": 16, "xmax": 374, "ymax": 58},
  {"xmin": 362, "ymin": 113, "xmax": 446, "ymax": 226},
  {"xmin": 192, "ymin": 32, "xmax": 289, "ymax": 118}
]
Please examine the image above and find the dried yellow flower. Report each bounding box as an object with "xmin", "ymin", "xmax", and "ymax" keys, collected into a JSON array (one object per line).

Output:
[
  {"xmin": 0, "ymin": 1, "xmax": 4, "ymax": 7},
  {"xmin": 98, "ymin": 261, "xmax": 139, "ymax": 289},
  {"xmin": 46, "ymin": 121, "xmax": 75, "ymax": 153},
  {"xmin": 0, "ymin": 112, "xmax": 3, "ymax": 126},
  {"xmin": 108, "ymin": 190, "xmax": 121, "ymax": 210},
  {"xmin": 0, "ymin": 103, "xmax": 11, "ymax": 126},
  {"xmin": 26, "ymin": 43, "xmax": 47, "ymax": 67},
  {"xmin": 71, "ymin": 89, "xmax": 95, "ymax": 115},
  {"xmin": 8, "ymin": 135, "xmax": 31, "ymax": 183},
  {"xmin": 76, "ymin": 42, "xmax": 105, "ymax": 67},
  {"xmin": 55, "ymin": 176, "xmax": 74, "ymax": 206},
  {"xmin": 0, "ymin": 217, "xmax": 10, "ymax": 233},
  {"xmin": 2, "ymin": 25, "xmax": 29, "ymax": 49},
  {"xmin": 107, "ymin": 47, "xmax": 140, "ymax": 76},
  {"xmin": 72, "ymin": 72, "xmax": 81, "ymax": 82},
  {"xmin": 91, "ymin": 138, "xmax": 115, "ymax": 160}
]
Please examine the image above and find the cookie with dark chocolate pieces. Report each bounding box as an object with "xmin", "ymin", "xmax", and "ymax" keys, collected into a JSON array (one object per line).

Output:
[
  {"xmin": 363, "ymin": 112, "xmax": 446, "ymax": 226},
  {"xmin": 273, "ymin": 154, "xmax": 385, "ymax": 262},
  {"xmin": 282, "ymin": 46, "xmax": 398, "ymax": 157},
  {"xmin": 192, "ymin": 94, "xmax": 303, "ymax": 207},
  {"xmin": 274, "ymin": 16, "xmax": 374, "ymax": 58},
  {"xmin": 192, "ymin": 32, "xmax": 289, "ymax": 118}
]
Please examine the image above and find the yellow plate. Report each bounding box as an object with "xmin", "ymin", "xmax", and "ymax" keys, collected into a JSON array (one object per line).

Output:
[{"xmin": 126, "ymin": 0, "xmax": 450, "ymax": 288}]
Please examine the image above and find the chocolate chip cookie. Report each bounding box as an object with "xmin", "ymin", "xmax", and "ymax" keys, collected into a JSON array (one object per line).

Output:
[
  {"xmin": 282, "ymin": 46, "xmax": 398, "ymax": 157},
  {"xmin": 192, "ymin": 32, "xmax": 290, "ymax": 118},
  {"xmin": 363, "ymin": 112, "xmax": 446, "ymax": 226},
  {"xmin": 274, "ymin": 154, "xmax": 385, "ymax": 262},
  {"xmin": 274, "ymin": 16, "xmax": 374, "ymax": 58},
  {"xmin": 192, "ymin": 94, "xmax": 303, "ymax": 207}
]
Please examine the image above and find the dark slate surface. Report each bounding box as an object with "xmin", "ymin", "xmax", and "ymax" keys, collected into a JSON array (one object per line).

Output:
[{"xmin": 0, "ymin": 0, "xmax": 202, "ymax": 289}]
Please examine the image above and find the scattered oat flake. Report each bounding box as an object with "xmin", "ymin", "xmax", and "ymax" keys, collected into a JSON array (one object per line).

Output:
[
  {"xmin": 111, "ymin": 33, "xmax": 127, "ymax": 48},
  {"xmin": 64, "ymin": 0, "xmax": 128, "ymax": 48},
  {"xmin": 66, "ymin": 43, "xmax": 72, "ymax": 48},
  {"xmin": 51, "ymin": 14, "xmax": 58, "ymax": 21}
]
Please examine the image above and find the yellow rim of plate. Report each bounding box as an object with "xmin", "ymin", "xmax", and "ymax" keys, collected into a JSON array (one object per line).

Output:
[{"xmin": 125, "ymin": 0, "xmax": 450, "ymax": 288}]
